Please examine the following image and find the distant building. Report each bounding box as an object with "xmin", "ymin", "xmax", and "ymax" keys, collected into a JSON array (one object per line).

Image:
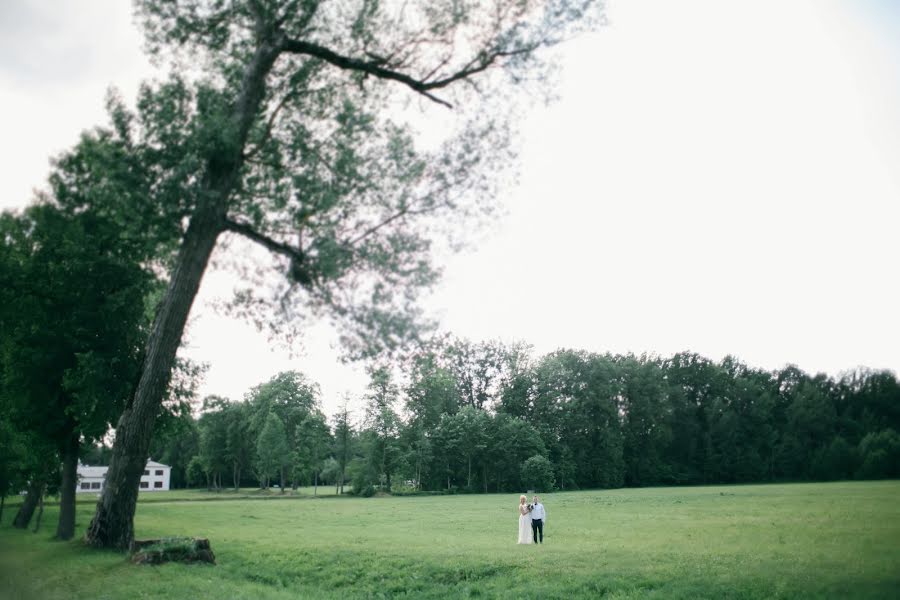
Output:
[{"xmin": 76, "ymin": 460, "xmax": 171, "ymax": 493}]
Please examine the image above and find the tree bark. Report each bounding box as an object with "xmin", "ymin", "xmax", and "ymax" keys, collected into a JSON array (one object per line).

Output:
[
  {"xmin": 84, "ymin": 203, "xmax": 224, "ymax": 550},
  {"xmin": 84, "ymin": 33, "xmax": 282, "ymax": 550},
  {"xmin": 0, "ymin": 494, "xmax": 5, "ymax": 524},
  {"xmin": 13, "ymin": 480, "xmax": 42, "ymax": 529},
  {"xmin": 280, "ymin": 466, "xmax": 285, "ymax": 493},
  {"xmin": 55, "ymin": 432, "xmax": 80, "ymax": 540}
]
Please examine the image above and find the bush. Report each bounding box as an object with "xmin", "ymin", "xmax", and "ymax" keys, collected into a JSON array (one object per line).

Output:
[
  {"xmin": 348, "ymin": 457, "xmax": 378, "ymax": 494},
  {"xmin": 359, "ymin": 484, "xmax": 376, "ymax": 498},
  {"xmin": 521, "ymin": 455, "xmax": 555, "ymax": 492},
  {"xmin": 857, "ymin": 429, "xmax": 900, "ymax": 479},
  {"xmin": 812, "ymin": 436, "xmax": 858, "ymax": 480}
]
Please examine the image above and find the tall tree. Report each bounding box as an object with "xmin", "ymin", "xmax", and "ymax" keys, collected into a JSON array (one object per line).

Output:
[
  {"xmin": 364, "ymin": 367, "xmax": 401, "ymax": 491},
  {"xmin": 442, "ymin": 339, "xmax": 512, "ymax": 410},
  {"xmin": 255, "ymin": 412, "xmax": 290, "ymax": 489},
  {"xmin": 86, "ymin": 0, "xmax": 602, "ymax": 549},
  {"xmin": 196, "ymin": 397, "xmax": 232, "ymax": 490},
  {"xmin": 294, "ymin": 410, "xmax": 331, "ymax": 493},
  {"xmin": 445, "ymin": 406, "xmax": 490, "ymax": 490},
  {"xmin": 0, "ymin": 204, "xmax": 154, "ymax": 540},
  {"xmin": 332, "ymin": 402, "xmax": 353, "ymax": 495},
  {"xmin": 224, "ymin": 402, "xmax": 254, "ymax": 491}
]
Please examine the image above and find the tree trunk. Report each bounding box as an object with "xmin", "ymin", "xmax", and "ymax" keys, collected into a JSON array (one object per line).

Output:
[
  {"xmin": 0, "ymin": 494, "xmax": 5, "ymax": 524},
  {"xmin": 13, "ymin": 480, "xmax": 43, "ymax": 529},
  {"xmin": 55, "ymin": 432, "xmax": 80, "ymax": 540},
  {"xmin": 84, "ymin": 34, "xmax": 282, "ymax": 551},
  {"xmin": 313, "ymin": 470, "xmax": 318, "ymax": 496},
  {"xmin": 234, "ymin": 463, "xmax": 240, "ymax": 491},
  {"xmin": 84, "ymin": 204, "xmax": 224, "ymax": 550},
  {"xmin": 32, "ymin": 490, "xmax": 45, "ymax": 533},
  {"xmin": 467, "ymin": 455, "xmax": 472, "ymax": 489},
  {"xmin": 381, "ymin": 442, "xmax": 387, "ymax": 491}
]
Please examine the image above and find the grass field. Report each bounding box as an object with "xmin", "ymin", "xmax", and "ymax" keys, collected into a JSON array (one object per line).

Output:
[{"xmin": 1, "ymin": 481, "xmax": 898, "ymax": 599}]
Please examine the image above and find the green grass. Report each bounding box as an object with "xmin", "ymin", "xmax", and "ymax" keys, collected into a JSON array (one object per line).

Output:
[{"xmin": 1, "ymin": 481, "xmax": 898, "ymax": 599}]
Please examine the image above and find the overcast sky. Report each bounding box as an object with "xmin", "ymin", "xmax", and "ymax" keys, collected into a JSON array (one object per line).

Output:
[{"xmin": 1, "ymin": 1, "xmax": 898, "ymax": 416}]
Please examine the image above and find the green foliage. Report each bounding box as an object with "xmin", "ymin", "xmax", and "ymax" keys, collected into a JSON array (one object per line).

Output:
[
  {"xmin": 0, "ymin": 204, "xmax": 153, "ymax": 446},
  {"xmin": 812, "ymin": 436, "xmax": 858, "ymax": 480},
  {"xmin": 520, "ymin": 455, "xmax": 555, "ymax": 492},
  {"xmin": 363, "ymin": 367, "xmax": 401, "ymax": 490},
  {"xmin": 857, "ymin": 429, "xmax": 900, "ymax": 479},
  {"xmin": 150, "ymin": 341, "xmax": 899, "ymax": 502},
  {"xmin": 348, "ymin": 456, "xmax": 378, "ymax": 494},
  {"xmin": 0, "ymin": 417, "xmax": 29, "ymax": 503},
  {"xmin": 102, "ymin": 0, "xmax": 604, "ymax": 362},
  {"xmin": 255, "ymin": 412, "xmax": 290, "ymax": 488},
  {"xmin": 186, "ymin": 456, "xmax": 207, "ymax": 487}
]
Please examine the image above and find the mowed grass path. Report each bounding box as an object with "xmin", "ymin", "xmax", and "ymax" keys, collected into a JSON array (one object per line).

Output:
[{"xmin": 1, "ymin": 481, "xmax": 898, "ymax": 599}]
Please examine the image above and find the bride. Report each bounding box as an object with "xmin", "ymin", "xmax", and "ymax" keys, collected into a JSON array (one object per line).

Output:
[{"xmin": 517, "ymin": 495, "xmax": 533, "ymax": 544}]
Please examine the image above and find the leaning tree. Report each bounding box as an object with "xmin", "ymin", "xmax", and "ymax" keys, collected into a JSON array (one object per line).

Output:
[{"xmin": 85, "ymin": 0, "xmax": 602, "ymax": 549}]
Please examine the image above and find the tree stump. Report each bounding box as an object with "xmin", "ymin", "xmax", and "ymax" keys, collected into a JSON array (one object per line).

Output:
[{"xmin": 130, "ymin": 537, "xmax": 216, "ymax": 565}]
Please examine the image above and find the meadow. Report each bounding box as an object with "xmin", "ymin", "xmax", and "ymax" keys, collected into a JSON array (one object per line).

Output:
[{"xmin": 1, "ymin": 481, "xmax": 898, "ymax": 599}]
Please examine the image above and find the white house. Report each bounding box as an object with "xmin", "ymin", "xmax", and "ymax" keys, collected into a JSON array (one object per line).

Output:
[{"xmin": 76, "ymin": 460, "xmax": 172, "ymax": 493}]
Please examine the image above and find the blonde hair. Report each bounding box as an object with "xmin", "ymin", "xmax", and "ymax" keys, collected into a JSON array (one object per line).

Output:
[{"xmin": 519, "ymin": 495, "xmax": 527, "ymax": 504}]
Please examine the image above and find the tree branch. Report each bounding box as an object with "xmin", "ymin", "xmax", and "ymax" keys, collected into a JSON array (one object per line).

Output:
[
  {"xmin": 281, "ymin": 39, "xmax": 535, "ymax": 109},
  {"xmin": 224, "ymin": 218, "xmax": 302, "ymax": 260},
  {"xmin": 244, "ymin": 90, "xmax": 296, "ymax": 160},
  {"xmin": 224, "ymin": 218, "xmax": 314, "ymax": 287},
  {"xmin": 346, "ymin": 197, "xmax": 451, "ymax": 247}
]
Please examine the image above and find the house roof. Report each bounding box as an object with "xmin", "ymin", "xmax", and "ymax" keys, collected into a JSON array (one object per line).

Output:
[
  {"xmin": 78, "ymin": 466, "xmax": 108, "ymax": 478},
  {"xmin": 77, "ymin": 460, "xmax": 171, "ymax": 474}
]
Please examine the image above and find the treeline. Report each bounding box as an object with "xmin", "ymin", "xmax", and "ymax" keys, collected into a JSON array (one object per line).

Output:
[{"xmin": 143, "ymin": 339, "xmax": 900, "ymax": 495}]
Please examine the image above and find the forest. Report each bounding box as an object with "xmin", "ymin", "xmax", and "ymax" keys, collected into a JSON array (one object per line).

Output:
[{"xmin": 81, "ymin": 340, "xmax": 900, "ymax": 497}]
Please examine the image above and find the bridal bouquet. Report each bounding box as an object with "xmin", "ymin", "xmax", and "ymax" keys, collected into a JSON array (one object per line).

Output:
[{"xmin": 526, "ymin": 503, "xmax": 534, "ymax": 512}]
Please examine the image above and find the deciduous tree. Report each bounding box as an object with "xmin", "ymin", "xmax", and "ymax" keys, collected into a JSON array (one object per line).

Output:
[{"xmin": 86, "ymin": 0, "xmax": 602, "ymax": 549}]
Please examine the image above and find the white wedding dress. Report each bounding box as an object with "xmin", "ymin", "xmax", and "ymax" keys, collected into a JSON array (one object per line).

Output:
[{"xmin": 517, "ymin": 506, "xmax": 533, "ymax": 544}]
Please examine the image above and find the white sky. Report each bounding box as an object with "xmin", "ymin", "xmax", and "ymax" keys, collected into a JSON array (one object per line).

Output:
[{"xmin": 1, "ymin": 1, "xmax": 898, "ymax": 417}]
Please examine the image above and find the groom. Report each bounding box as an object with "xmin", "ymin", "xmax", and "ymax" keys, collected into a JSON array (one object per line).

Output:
[{"xmin": 531, "ymin": 496, "xmax": 546, "ymax": 544}]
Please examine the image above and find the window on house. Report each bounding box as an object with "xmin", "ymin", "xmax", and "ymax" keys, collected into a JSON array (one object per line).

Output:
[
  {"xmin": 80, "ymin": 483, "xmax": 90, "ymax": 490},
  {"xmin": 140, "ymin": 482, "xmax": 149, "ymax": 489},
  {"xmin": 154, "ymin": 481, "xmax": 163, "ymax": 489},
  {"xmin": 143, "ymin": 470, "xmax": 149, "ymax": 475},
  {"xmin": 91, "ymin": 482, "xmax": 101, "ymax": 490},
  {"xmin": 155, "ymin": 470, "xmax": 163, "ymax": 476}
]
